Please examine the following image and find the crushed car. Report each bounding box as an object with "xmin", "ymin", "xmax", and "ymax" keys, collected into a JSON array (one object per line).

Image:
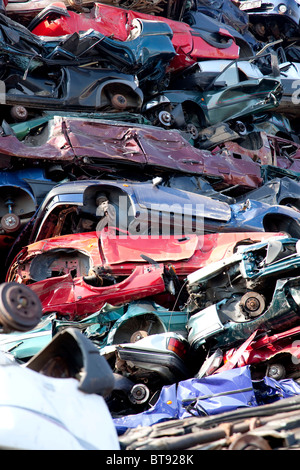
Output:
[
  {"xmin": 143, "ymin": 51, "xmax": 282, "ymax": 136},
  {"xmin": 0, "ymin": 115, "xmax": 264, "ymax": 193},
  {"xmin": 186, "ymin": 236, "xmax": 300, "ymax": 351},
  {"xmin": 2, "ymin": 0, "xmax": 300, "ymax": 450},
  {"xmin": 0, "ymin": 281, "xmax": 42, "ymax": 332},
  {"xmin": 213, "ymin": 325, "xmax": 300, "ymax": 382},
  {"xmin": 184, "ymin": 0, "xmax": 260, "ymax": 56},
  {"xmin": 6, "ymin": 229, "xmax": 279, "ymax": 318},
  {"xmin": 209, "ymin": 131, "xmax": 300, "ymax": 173},
  {"xmin": 117, "ymin": 372, "xmax": 300, "ymax": 449},
  {"xmin": 0, "ymin": 12, "xmax": 176, "ymax": 120},
  {"xmin": 236, "ymin": 176, "xmax": 300, "ymax": 211},
  {"xmin": 5, "ymin": 0, "xmax": 188, "ymax": 23},
  {"xmin": 195, "ymin": 112, "xmax": 300, "ymax": 150},
  {"xmin": 5, "ymin": 179, "xmax": 300, "ymax": 262},
  {"xmin": 0, "ymin": 299, "xmax": 188, "ymax": 360},
  {"xmin": 0, "ymin": 168, "xmax": 58, "ymax": 242},
  {"xmin": 0, "ymin": 231, "xmax": 277, "ymax": 360},
  {"xmin": 28, "ymin": 2, "xmax": 240, "ymax": 71},
  {"xmin": 239, "ymin": 0, "xmax": 300, "ymax": 43},
  {"xmin": 102, "ymin": 331, "xmax": 192, "ymax": 416},
  {"xmin": 0, "ymin": 326, "xmax": 120, "ymax": 450}
]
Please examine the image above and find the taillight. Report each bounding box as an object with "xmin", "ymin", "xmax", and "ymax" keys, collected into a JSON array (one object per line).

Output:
[{"xmin": 167, "ymin": 337, "xmax": 188, "ymax": 359}]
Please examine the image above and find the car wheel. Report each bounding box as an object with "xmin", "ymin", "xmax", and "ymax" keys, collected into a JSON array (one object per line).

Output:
[{"xmin": 0, "ymin": 283, "xmax": 42, "ymax": 332}]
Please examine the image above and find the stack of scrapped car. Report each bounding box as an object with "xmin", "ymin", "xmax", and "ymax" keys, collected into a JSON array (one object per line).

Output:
[{"xmin": 2, "ymin": 0, "xmax": 300, "ymax": 447}]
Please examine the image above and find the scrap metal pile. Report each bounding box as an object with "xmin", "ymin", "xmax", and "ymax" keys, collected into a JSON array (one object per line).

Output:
[{"xmin": 3, "ymin": 0, "xmax": 300, "ymax": 450}]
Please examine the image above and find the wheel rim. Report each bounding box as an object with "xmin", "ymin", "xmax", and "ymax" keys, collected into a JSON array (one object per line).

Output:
[
  {"xmin": 240, "ymin": 291, "xmax": 266, "ymax": 317},
  {"xmin": 130, "ymin": 330, "xmax": 149, "ymax": 343},
  {"xmin": 1, "ymin": 213, "xmax": 21, "ymax": 233}
]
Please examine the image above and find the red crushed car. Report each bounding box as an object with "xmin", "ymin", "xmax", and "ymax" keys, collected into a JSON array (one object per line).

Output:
[
  {"xmin": 6, "ymin": 230, "xmax": 280, "ymax": 320},
  {"xmin": 29, "ymin": 2, "xmax": 240, "ymax": 72},
  {"xmin": 217, "ymin": 326, "xmax": 300, "ymax": 382}
]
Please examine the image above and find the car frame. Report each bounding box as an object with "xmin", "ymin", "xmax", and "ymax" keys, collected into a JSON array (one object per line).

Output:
[
  {"xmin": 143, "ymin": 52, "xmax": 282, "ymax": 134},
  {"xmin": 186, "ymin": 236, "xmax": 300, "ymax": 350},
  {"xmin": 7, "ymin": 179, "xmax": 300, "ymax": 254}
]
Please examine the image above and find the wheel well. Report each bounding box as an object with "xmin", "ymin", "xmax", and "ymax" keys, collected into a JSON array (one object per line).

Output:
[
  {"xmin": 181, "ymin": 100, "xmax": 207, "ymax": 129},
  {"xmin": 279, "ymin": 198, "xmax": 300, "ymax": 212},
  {"xmin": 101, "ymin": 82, "xmax": 142, "ymax": 110},
  {"xmin": 263, "ymin": 214, "xmax": 300, "ymax": 238},
  {"xmin": 111, "ymin": 313, "xmax": 166, "ymax": 345},
  {"xmin": 0, "ymin": 186, "xmax": 36, "ymax": 219},
  {"xmin": 251, "ymin": 352, "xmax": 300, "ymax": 381},
  {"xmin": 276, "ymin": 131, "xmax": 295, "ymax": 141}
]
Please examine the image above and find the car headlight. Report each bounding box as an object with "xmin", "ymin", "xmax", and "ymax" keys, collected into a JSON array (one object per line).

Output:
[{"xmin": 278, "ymin": 4, "xmax": 287, "ymax": 12}]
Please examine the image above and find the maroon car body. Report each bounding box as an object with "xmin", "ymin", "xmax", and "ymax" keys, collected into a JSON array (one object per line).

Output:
[
  {"xmin": 211, "ymin": 133, "xmax": 300, "ymax": 173},
  {"xmin": 1, "ymin": 116, "xmax": 263, "ymax": 191}
]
